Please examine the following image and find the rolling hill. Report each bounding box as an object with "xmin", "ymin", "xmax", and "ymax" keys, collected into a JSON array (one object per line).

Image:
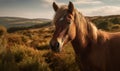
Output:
[{"xmin": 0, "ymin": 17, "xmax": 51, "ymax": 28}]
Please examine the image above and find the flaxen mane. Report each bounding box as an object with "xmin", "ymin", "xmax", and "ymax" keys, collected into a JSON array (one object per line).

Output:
[{"xmin": 74, "ymin": 9, "xmax": 109, "ymax": 47}]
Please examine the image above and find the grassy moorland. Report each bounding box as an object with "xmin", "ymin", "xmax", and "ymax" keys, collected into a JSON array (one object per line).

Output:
[{"xmin": 0, "ymin": 15, "xmax": 120, "ymax": 71}]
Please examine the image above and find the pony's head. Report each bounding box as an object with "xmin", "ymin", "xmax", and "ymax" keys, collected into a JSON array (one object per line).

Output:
[{"xmin": 50, "ymin": 2, "xmax": 77, "ymax": 52}]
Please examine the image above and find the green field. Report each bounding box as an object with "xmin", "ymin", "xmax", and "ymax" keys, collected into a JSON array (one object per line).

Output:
[{"xmin": 0, "ymin": 15, "xmax": 120, "ymax": 71}]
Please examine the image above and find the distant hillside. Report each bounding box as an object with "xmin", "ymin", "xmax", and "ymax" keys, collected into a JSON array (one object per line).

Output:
[
  {"xmin": 87, "ymin": 15, "xmax": 120, "ymax": 25},
  {"xmin": 86, "ymin": 15, "xmax": 120, "ymax": 31},
  {"xmin": 0, "ymin": 17, "xmax": 51, "ymax": 23},
  {"xmin": 0, "ymin": 17, "xmax": 51, "ymax": 28}
]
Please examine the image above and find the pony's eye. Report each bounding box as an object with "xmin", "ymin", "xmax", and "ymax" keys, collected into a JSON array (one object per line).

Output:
[
  {"xmin": 67, "ymin": 20, "xmax": 71, "ymax": 24},
  {"xmin": 59, "ymin": 17, "xmax": 64, "ymax": 21},
  {"xmin": 66, "ymin": 15, "xmax": 72, "ymax": 24}
]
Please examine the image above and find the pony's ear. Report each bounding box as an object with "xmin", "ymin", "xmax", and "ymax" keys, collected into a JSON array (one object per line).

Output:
[
  {"xmin": 53, "ymin": 2, "xmax": 59, "ymax": 12},
  {"xmin": 68, "ymin": 1, "xmax": 74, "ymax": 14}
]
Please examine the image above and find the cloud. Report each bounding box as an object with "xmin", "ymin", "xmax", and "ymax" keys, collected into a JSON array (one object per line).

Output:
[
  {"xmin": 53, "ymin": 0, "xmax": 103, "ymax": 5},
  {"xmin": 79, "ymin": 6, "xmax": 120, "ymax": 16},
  {"xmin": 0, "ymin": 8, "xmax": 54, "ymax": 19},
  {"xmin": 73, "ymin": 0, "xmax": 103, "ymax": 5},
  {"xmin": 42, "ymin": 0, "xmax": 55, "ymax": 4},
  {"xmin": 38, "ymin": 0, "xmax": 55, "ymax": 7}
]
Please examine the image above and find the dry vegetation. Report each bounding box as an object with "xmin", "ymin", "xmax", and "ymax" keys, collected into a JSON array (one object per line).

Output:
[{"xmin": 0, "ymin": 25, "xmax": 79, "ymax": 71}]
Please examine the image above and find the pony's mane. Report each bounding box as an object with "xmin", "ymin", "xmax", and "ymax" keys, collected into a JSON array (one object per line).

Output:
[{"xmin": 74, "ymin": 9, "xmax": 109, "ymax": 46}]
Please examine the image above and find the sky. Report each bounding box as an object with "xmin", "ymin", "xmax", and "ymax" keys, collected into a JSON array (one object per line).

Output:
[{"xmin": 0, "ymin": 0, "xmax": 120, "ymax": 19}]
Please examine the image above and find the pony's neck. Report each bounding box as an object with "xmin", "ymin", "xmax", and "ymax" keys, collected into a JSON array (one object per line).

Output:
[{"xmin": 71, "ymin": 10, "xmax": 98, "ymax": 56}]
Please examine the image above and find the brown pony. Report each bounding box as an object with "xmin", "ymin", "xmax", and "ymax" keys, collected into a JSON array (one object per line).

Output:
[{"xmin": 50, "ymin": 1, "xmax": 120, "ymax": 71}]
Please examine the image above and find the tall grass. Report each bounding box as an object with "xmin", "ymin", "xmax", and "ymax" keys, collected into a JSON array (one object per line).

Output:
[
  {"xmin": 0, "ymin": 25, "xmax": 7, "ymax": 54},
  {"xmin": 0, "ymin": 44, "xmax": 51, "ymax": 71}
]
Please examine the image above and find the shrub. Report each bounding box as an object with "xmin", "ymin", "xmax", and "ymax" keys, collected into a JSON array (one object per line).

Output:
[
  {"xmin": 0, "ymin": 25, "xmax": 7, "ymax": 53},
  {"xmin": 111, "ymin": 25, "xmax": 120, "ymax": 29},
  {"xmin": 97, "ymin": 21, "xmax": 112, "ymax": 31},
  {"xmin": 0, "ymin": 25, "xmax": 7, "ymax": 37},
  {"xmin": 30, "ymin": 40, "xmax": 49, "ymax": 50},
  {"xmin": 7, "ymin": 34, "xmax": 23, "ymax": 45},
  {"xmin": 110, "ymin": 17, "xmax": 120, "ymax": 24}
]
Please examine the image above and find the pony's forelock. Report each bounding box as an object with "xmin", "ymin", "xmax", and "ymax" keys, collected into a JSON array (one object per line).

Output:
[{"xmin": 52, "ymin": 5, "xmax": 68, "ymax": 25}]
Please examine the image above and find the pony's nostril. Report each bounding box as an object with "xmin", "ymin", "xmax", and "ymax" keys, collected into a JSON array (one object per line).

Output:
[
  {"xmin": 50, "ymin": 40, "xmax": 60, "ymax": 52},
  {"xmin": 56, "ymin": 42, "xmax": 59, "ymax": 48},
  {"xmin": 50, "ymin": 42, "xmax": 53, "ymax": 48}
]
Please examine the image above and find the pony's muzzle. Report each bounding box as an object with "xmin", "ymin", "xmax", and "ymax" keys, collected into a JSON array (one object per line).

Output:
[{"xmin": 50, "ymin": 40, "xmax": 60, "ymax": 52}]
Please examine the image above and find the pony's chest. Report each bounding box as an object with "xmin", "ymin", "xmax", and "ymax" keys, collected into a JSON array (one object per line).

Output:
[{"xmin": 86, "ymin": 45, "xmax": 107, "ymax": 70}]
